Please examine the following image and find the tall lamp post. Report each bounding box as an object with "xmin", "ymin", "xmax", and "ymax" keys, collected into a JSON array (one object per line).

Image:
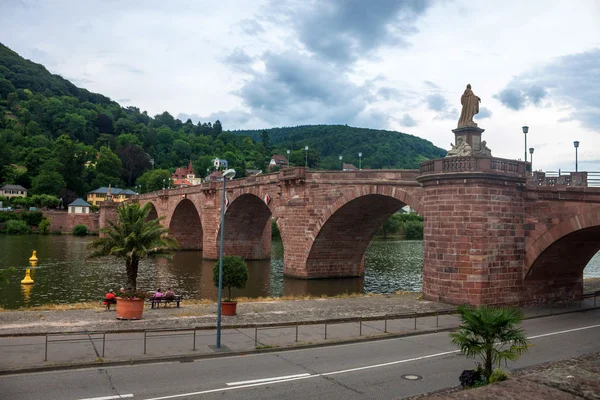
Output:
[
  {"xmin": 216, "ymin": 167, "xmax": 236, "ymax": 349},
  {"xmin": 304, "ymin": 146, "xmax": 309, "ymax": 168},
  {"xmin": 162, "ymin": 178, "xmax": 165, "ymax": 190},
  {"xmin": 574, "ymin": 141, "xmax": 579, "ymax": 172},
  {"xmin": 287, "ymin": 149, "xmax": 290, "ymax": 167},
  {"xmin": 522, "ymin": 126, "xmax": 529, "ymax": 162},
  {"xmin": 358, "ymin": 152, "xmax": 362, "ymax": 170},
  {"xmin": 339, "ymin": 155, "xmax": 343, "ymax": 170},
  {"xmin": 529, "ymin": 148, "xmax": 534, "ymax": 176}
]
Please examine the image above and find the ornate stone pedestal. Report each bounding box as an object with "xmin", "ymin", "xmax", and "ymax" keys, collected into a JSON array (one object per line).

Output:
[{"xmin": 452, "ymin": 126, "xmax": 485, "ymax": 153}]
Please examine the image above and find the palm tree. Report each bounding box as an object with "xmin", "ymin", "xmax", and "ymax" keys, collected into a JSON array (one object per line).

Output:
[
  {"xmin": 450, "ymin": 305, "xmax": 530, "ymax": 382},
  {"xmin": 88, "ymin": 202, "xmax": 178, "ymax": 291}
]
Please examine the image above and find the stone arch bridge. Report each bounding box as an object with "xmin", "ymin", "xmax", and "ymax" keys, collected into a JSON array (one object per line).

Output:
[{"xmin": 100, "ymin": 159, "xmax": 600, "ymax": 306}]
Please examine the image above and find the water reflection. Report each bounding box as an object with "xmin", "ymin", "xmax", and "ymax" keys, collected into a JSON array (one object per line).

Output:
[{"xmin": 0, "ymin": 235, "xmax": 599, "ymax": 309}]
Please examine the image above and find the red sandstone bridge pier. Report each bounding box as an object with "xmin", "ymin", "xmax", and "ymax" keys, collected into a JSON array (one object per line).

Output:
[{"xmin": 99, "ymin": 158, "xmax": 600, "ymax": 307}]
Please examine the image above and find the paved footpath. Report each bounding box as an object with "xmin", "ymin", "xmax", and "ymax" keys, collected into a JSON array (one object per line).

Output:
[{"xmin": 0, "ymin": 293, "xmax": 598, "ymax": 374}]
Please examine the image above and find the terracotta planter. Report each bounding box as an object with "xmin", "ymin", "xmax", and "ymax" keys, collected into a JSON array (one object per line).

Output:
[
  {"xmin": 221, "ymin": 301, "xmax": 238, "ymax": 316},
  {"xmin": 116, "ymin": 297, "xmax": 145, "ymax": 320}
]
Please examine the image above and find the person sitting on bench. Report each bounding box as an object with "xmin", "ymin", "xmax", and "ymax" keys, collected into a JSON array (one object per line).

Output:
[
  {"xmin": 164, "ymin": 288, "xmax": 175, "ymax": 300},
  {"xmin": 104, "ymin": 289, "xmax": 116, "ymax": 310},
  {"xmin": 153, "ymin": 288, "xmax": 164, "ymax": 299}
]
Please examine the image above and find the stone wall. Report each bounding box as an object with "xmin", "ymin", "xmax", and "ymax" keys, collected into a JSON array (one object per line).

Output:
[{"xmin": 45, "ymin": 210, "xmax": 99, "ymax": 234}]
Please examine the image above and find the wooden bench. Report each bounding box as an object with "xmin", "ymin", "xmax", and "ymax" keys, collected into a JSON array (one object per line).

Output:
[
  {"xmin": 148, "ymin": 296, "xmax": 182, "ymax": 309},
  {"xmin": 104, "ymin": 298, "xmax": 117, "ymax": 311}
]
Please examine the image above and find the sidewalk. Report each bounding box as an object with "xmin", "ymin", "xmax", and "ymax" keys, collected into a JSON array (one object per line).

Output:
[{"xmin": 0, "ymin": 293, "xmax": 598, "ymax": 374}]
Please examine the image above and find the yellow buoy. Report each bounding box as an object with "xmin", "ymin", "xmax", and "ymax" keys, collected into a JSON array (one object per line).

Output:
[
  {"xmin": 21, "ymin": 269, "xmax": 34, "ymax": 284},
  {"xmin": 29, "ymin": 250, "xmax": 38, "ymax": 262}
]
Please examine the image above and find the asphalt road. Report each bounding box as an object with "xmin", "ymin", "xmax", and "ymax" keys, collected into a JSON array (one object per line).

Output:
[{"xmin": 2, "ymin": 309, "xmax": 600, "ymax": 400}]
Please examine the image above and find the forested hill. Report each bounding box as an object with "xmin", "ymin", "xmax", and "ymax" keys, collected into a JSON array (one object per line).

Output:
[
  {"xmin": 233, "ymin": 125, "xmax": 446, "ymax": 170},
  {"xmin": 0, "ymin": 42, "xmax": 444, "ymax": 207}
]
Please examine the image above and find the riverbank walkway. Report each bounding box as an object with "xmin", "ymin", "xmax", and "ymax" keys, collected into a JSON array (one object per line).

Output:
[{"xmin": 1, "ymin": 291, "xmax": 599, "ymax": 375}]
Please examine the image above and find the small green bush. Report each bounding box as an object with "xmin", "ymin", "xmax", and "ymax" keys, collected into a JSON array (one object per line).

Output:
[
  {"xmin": 21, "ymin": 211, "xmax": 43, "ymax": 227},
  {"xmin": 271, "ymin": 218, "xmax": 280, "ymax": 238},
  {"xmin": 72, "ymin": 224, "xmax": 88, "ymax": 236},
  {"xmin": 6, "ymin": 219, "xmax": 30, "ymax": 234},
  {"xmin": 404, "ymin": 220, "xmax": 424, "ymax": 240},
  {"xmin": 213, "ymin": 255, "xmax": 249, "ymax": 301},
  {"xmin": 38, "ymin": 217, "xmax": 50, "ymax": 234},
  {"xmin": 0, "ymin": 211, "xmax": 21, "ymax": 223},
  {"xmin": 489, "ymin": 368, "xmax": 509, "ymax": 384}
]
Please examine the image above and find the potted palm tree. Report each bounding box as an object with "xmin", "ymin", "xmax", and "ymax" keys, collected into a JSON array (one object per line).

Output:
[
  {"xmin": 213, "ymin": 255, "xmax": 248, "ymax": 316},
  {"xmin": 450, "ymin": 305, "xmax": 530, "ymax": 385},
  {"xmin": 88, "ymin": 202, "xmax": 178, "ymax": 320}
]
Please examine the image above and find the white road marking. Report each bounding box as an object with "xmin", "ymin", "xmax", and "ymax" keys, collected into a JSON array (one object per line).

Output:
[
  {"xmin": 142, "ymin": 322, "xmax": 600, "ymax": 400},
  {"xmin": 227, "ymin": 373, "xmax": 311, "ymax": 386},
  {"xmin": 77, "ymin": 395, "xmax": 134, "ymax": 400}
]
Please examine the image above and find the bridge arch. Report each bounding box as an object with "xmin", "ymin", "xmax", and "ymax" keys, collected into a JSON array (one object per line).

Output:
[
  {"xmin": 526, "ymin": 210, "xmax": 600, "ymax": 280},
  {"xmin": 306, "ymin": 186, "xmax": 423, "ymax": 278},
  {"xmin": 219, "ymin": 191, "xmax": 278, "ymax": 260},
  {"xmin": 145, "ymin": 201, "xmax": 159, "ymax": 221},
  {"xmin": 169, "ymin": 198, "xmax": 203, "ymax": 250}
]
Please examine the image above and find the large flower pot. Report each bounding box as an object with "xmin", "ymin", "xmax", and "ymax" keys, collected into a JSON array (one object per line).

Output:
[
  {"xmin": 221, "ymin": 301, "xmax": 238, "ymax": 316},
  {"xmin": 116, "ymin": 297, "xmax": 145, "ymax": 320}
]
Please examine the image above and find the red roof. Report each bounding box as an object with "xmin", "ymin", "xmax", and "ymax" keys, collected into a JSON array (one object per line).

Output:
[
  {"xmin": 172, "ymin": 161, "xmax": 195, "ymax": 179},
  {"xmin": 172, "ymin": 179, "xmax": 192, "ymax": 187},
  {"xmin": 271, "ymin": 154, "xmax": 288, "ymax": 165}
]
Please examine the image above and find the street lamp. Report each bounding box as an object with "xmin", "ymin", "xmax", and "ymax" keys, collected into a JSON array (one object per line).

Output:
[
  {"xmin": 216, "ymin": 167, "xmax": 236, "ymax": 349},
  {"xmin": 529, "ymin": 148, "xmax": 534, "ymax": 176},
  {"xmin": 339, "ymin": 155, "xmax": 343, "ymax": 170},
  {"xmin": 304, "ymin": 146, "xmax": 309, "ymax": 168},
  {"xmin": 162, "ymin": 178, "xmax": 165, "ymax": 190},
  {"xmin": 574, "ymin": 141, "xmax": 580, "ymax": 172},
  {"xmin": 287, "ymin": 149, "xmax": 290, "ymax": 167},
  {"xmin": 358, "ymin": 152, "xmax": 362, "ymax": 170},
  {"xmin": 522, "ymin": 126, "xmax": 529, "ymax": 162}
]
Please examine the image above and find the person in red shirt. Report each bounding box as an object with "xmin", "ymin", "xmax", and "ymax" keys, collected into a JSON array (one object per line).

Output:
[{"xmin": 104, "ymin": 289, "xmax": 116, "ymax": 306}]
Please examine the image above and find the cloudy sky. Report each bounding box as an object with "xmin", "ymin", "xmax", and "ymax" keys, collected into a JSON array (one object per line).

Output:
[{"xmin": 1, "ymin": 0, "xmax": 599, "ymax": 171}]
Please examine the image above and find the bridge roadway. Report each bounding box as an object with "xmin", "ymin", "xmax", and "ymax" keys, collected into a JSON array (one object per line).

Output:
[
  {"xmin": 99, "ymin": 160, "xmax": 600, "ymax": 307},
  {"xmin": 2, "ymin": 309, "xmax": 600, "ymax": 399}
]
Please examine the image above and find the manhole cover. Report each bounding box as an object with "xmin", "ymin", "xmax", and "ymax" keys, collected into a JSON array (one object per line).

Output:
[{"xmin": 401, "ymin": 374, "xmax": 422, "ymax": 381}]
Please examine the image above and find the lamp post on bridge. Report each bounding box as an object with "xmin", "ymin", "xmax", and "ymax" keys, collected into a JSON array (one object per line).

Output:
[
  {"xmin": 529, "ymin": 148, "xmax": 534, "ymax": 176},
  {"xmin": 339, "ymin": 155, "xmax": 343, "ymax": 170},
  {"xmin": 287, "ymin": 149, "xmax": 290, "ymax": 167},
  {"xmin": 358, "ymin": 152, "xmax": 362, "ymax": 170},
  {"xmin": 216, "ymin": 167, "xmax": 236, "ymax": 349},
  {"xmin": 304, "ymin": 146, "xmax": 309, "ymax": 168},
  {"xmin": 522, "ymin": 126, "xmax": 529, "ymax": 162},
  {"xmin": 162, "ymin": 179, "xmax": 165, "ymax": 190},
  {"xmin": 574, "ymin": 141, "xmax": 580, "ymax": 172}
]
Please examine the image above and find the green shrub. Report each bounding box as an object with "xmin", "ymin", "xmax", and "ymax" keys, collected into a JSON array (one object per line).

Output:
[
  {"xmin": 0, "ymin": 211, "xmax": 21, "ymax": 222},
  {"xmin": 31, "ymin": 194, "xmax": 60, "ymax": 208},
  {"xmin": 213, "ymin": 255, "xmax": 249, "ymax": 301},
  {"xmin": 21, "ymin": 210, "xmax": 43, "ymax": 227},
  {"xmin": 38, "ymin": 217, "xmax": 50, "ymax": 234},
  {"xmin": 9, "ymin": 196, "xmax": 32, "ymax": 209},
  {"xmin": 404, "ymin": 220, "xmax": 423, "ymax": 240},
  {"xmin": 489, "ymin": 368, "xmax": 509, "ymax": 383},
  {"xmin": 271, "ymin": 218, "xmax": 280, "ymax": 238},
  {"xmin": 72, "ymin": 224, "xmax": 88, "ymax": 236},
  {"xmin": 6, "ymin": 219, "xmax": 30, "ymax": 234}
]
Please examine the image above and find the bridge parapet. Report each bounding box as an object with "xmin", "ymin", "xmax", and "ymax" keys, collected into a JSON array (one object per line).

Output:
[
  {"xmin": 531, "ymin": 171, "xmax": 587, "ymax": 187},
  {"xmin": 418, "ymin": 156, "xmax": 527, "ymax": 183},
  {"xmin": 308, "ymin": 169, "xmax": 420, "ymax": 182}
]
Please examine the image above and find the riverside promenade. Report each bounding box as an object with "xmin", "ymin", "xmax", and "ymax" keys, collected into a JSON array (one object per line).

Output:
[{"xmin": 1, "ymin": 292, "xmax": 599, "ymax": 375}]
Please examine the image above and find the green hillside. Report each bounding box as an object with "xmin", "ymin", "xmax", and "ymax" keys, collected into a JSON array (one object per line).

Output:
[
  {"xmin": 0, "ymin": 42, "xmax": 444, "ymax": 207},
  {"xmin": 233, "ymin": 125, "xmax": 446, "ymax": 170}
]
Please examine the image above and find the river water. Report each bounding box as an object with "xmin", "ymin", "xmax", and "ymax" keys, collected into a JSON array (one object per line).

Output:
[{"xmin": 0, "ymin": 235, "xmax": 599, "ymax": 309}]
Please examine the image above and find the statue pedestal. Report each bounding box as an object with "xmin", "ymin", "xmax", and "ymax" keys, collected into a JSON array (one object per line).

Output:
[{"xmin": 452, "ymin": 126, "xmax": 485, "ymax": 153}]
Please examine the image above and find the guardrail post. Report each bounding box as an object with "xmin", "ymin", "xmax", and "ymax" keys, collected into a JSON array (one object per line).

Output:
[
  {"xmin": 414, "ymin": 313, "xmax": 417, "ymax": 330},
  {"xmin": 102, "ymin": 333, "xmax": 106, "ymax": 357},
  {"xmin": 44, "ymin": 334, "xmax": 48, "ymax": 361},
  {"xmin": 436, "ymin": 310, "xmax": 439, "ymax": 327},
  {"xmin": 384, "ymin": 315, "xmax": 388, "ymax": 333},
  {"xmin": 144, "ymin": 331, "xmax": 147, "ymax": 354},
  {"xmin": 325, "ymin": 322, "xmax": 328, "ymax": 340},
  {"xmin": 255, "ymin": 327, "xmax": 258, "ymax": 347},
  {"xmin": 359, "ymin": 319, "xmax": 362, "ymax": 336},
  {"xmin": 295, "ymin": 325, "xmax": 299, "ymax": 342},
  {"xmin": 193, "ymin": 327, "xmax": 196, "ymax": 351}
]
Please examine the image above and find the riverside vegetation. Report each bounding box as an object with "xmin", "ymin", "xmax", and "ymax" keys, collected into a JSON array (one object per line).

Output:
[{"xmin": 0, "ymin": 42, "xmax": 445, "ymax": 210}]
